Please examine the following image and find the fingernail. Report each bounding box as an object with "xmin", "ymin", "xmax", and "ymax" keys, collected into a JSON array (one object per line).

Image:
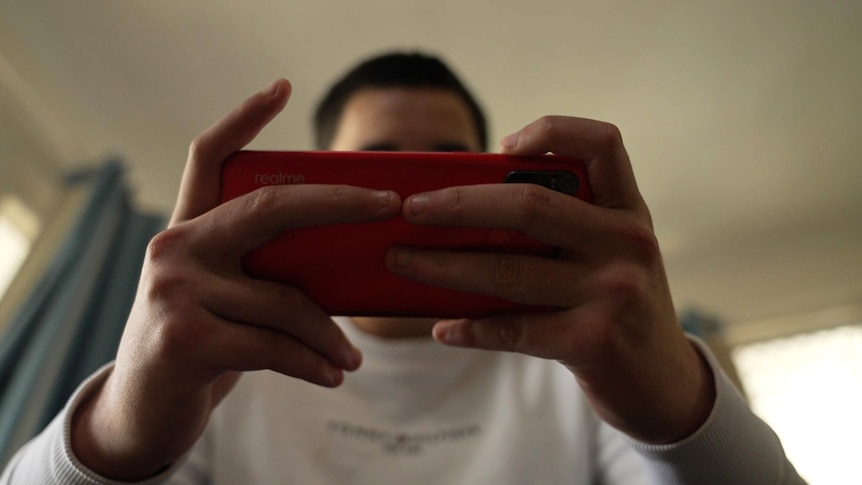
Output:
[
  {"xmin": 373, "ymin": 190, "xmax": 394, "ymax": 208},
  {"xmin": 326, "ymin": 367, "xmax": 344, "ymax": 387},
  {"xmin": 434, "ymin": 319, "xmax": 469, "ymax": 345},
  {"xmin": 261, "ymin": 79, "xmax": 281, "ymax": 97},
  {"xmin": 394, "ymin": 247, "xmax": 414, "ymax": 268},
  {"xmin": 408, "ymin": 194, "xmax": 430, "ymax": 216},
  {"xmin": 342, "ymin": 346, "xmax": 362, "ymax": 370},
  {"xmin": 500, "ymin": 132, "xmax": 519, "ymax": 152}
]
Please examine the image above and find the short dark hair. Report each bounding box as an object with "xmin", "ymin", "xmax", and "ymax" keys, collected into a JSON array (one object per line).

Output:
[{"xmin": 313, "ymin": 51, "xmax": 488, "ymax": 151}]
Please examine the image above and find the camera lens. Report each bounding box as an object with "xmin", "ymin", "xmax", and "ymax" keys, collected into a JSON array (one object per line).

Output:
[{"xmin": 556, "ymin": 174, "xmax": 577, "ymax": 194}]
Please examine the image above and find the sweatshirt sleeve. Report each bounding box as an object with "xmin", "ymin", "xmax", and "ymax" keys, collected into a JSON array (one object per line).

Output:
[
  {"xmin": 627, "ymin": 336, "xmax": 807, "ymax": 485},
  {"xmin": 0, "ymin": 364, "xmax": 193, "ymax": 485}
]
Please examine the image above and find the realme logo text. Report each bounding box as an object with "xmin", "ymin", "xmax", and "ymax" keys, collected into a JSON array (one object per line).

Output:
[{"xmin": 254, "ymin": 173, "xmax": 306, "ymax": 185}]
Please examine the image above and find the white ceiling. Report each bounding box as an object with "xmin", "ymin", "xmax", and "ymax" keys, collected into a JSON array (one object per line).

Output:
[{"xmin": 1, "ymin": 1, "xmax": 860, "ymax": 333}]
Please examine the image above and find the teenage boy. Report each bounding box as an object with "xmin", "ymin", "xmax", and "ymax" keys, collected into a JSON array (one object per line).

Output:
[{"xmin": 1, "ymin": 52, "xmax": 803, "ymax": 484}]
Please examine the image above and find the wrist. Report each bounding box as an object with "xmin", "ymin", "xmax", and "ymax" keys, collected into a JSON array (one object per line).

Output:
[
  {"xmin": 657, "ymin": 341, "xmax": 716, "ymax": 442},
  {"xmin": 571, "ymin": 335, "xmax": 716, "ymax": 444},
  {"xmin": 69, "ymin": 370, "xmax": 176, "ymax": 481}
]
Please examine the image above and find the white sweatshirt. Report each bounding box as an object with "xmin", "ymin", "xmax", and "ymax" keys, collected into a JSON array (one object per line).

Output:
[{"xmin": 1, "ymin": 317, "xmax": 804, "ymax": 484}]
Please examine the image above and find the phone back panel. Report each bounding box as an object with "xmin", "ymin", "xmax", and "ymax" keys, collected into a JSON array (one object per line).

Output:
[{"xmin": 221, "ymin": 151, "xmax": 592, "ymax": 318}]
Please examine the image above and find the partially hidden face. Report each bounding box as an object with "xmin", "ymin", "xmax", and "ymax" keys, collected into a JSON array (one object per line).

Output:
[
  {"xmin": 329, "ymin": 87, "xmax": 483, "ymax": 337},
  {"xmin": 329, "ymin": 88, "xmax": 481, "ymax": 153}
]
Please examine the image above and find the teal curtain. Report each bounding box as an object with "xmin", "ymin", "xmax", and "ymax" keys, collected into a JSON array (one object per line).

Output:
[{"xmin": 0, "ymin": 159, "xmax": 164, "ymax": 466}]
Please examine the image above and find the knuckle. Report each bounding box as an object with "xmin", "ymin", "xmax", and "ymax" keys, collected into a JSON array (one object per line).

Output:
[
  {"xmin": 246, "ymin": 186, "xmax": 281, "ymax": 216},
  {"xmin": 154, "ymin": 314, "xmax": 205, "ymax": 360},
  {"xmin": 575, "ymin": 309, "xmax": 621, "ymax": 359},
  {"xmin": 187, "ymin": 134, "xmax": 208, "ymax": 161},
  {"xmin": 497, "ymin": 316, "xmax": 528, "ymax": 350},
  {"xmin": 536, "ymin": 115, "xmax": 559, "ymax": 137},
  {"xmin": 146, "ymin": 269, "xmax": 193, "ymax": 307},
  {"xmin": 142, "ymin": 283, "xmax": 202, "ymax": 358},
  {"xmin": 599, "ymin": 265, "xmax": 647, "ymax": 309},
  {"xmin": 446, "ymin": 186, "xmax": 466, "ymax": 214},
  {"xmin": 143, "ymin": 232, "xmax": 203, "ymax": 351},
  {"xmin": 620, "ymin": 222, "xmax": 661, "ymax": 263},
  {"xmin": 328, "ymin": 185, "xmax": 351, "ymax": 203},
  {"xmin": 146, "ymin": 227, "xmax": 186, "ymax": 263},
  {"xmin": 427, "ymin": 251, "xmax": 451, "ymax": 273},
  {"xmin": 154, "ymin": 315, "xmax": 190, "ymax": 354},
  {"xmin": 597, "ymin": 122, "xmax": 624, "ymax": 150},
  {"xmin": 492, "ymin": 254, "xmax": 521, "ymax": 288},
  {"xmin": 513, "ymin": 183, "xmax": 552, "ymax": 221}
]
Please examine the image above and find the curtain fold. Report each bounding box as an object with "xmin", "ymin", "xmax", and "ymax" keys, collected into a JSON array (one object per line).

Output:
[{"xmin": 0, "ymin": 159, "xmax": 164, "ymax": 466}]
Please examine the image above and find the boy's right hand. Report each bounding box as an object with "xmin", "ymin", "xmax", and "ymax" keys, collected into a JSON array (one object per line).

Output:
[{"xmin": 70, "ymin": 79, "xmax": 401, "ymax": 480}]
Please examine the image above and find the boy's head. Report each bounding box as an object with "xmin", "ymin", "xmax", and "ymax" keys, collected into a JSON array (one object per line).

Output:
[{"xmin": 314, "ymin": 52, "xmax": 488, "ymax": 152}]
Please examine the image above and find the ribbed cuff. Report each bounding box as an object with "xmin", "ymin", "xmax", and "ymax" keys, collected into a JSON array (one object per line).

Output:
[
  {"xmin": 3, "ymin": 363, "xmax": 187, "ymax": 484},
  {"xmin": 628, "ymin": 336, "xmax": 797, "ymax": 485}
]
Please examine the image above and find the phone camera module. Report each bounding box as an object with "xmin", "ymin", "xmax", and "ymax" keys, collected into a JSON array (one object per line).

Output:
[{"xmin": 506, "ymin": 170, "xmax": 579, "ymax": 196}]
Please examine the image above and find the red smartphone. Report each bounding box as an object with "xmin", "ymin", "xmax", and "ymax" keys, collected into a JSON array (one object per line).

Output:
[{"xmin": 220, "ymin": 151, "xmax": 592, "ymax": 318}]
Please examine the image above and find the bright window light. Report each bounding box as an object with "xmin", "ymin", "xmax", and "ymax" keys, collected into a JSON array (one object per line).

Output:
[
  {"xmin": 732, "ymin": 325, "xmax": 862, "ymax": 484},
  {"xmin": 0, "ymin": 195, "xmax": 40, "ymax": 299}
]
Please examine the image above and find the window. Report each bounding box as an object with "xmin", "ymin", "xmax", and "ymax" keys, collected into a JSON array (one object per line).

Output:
[
  {"xmin": 733, "ymin": 324, "xmax": 862, "ymax": 484},
  {"xmin": 0, "ymin": 195, "xmax": 40, "ymax": 299}
]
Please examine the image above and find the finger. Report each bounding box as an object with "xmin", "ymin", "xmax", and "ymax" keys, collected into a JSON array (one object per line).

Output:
[
  {"xmin": 206, "ymin": 313, "xmax": 350, "ymax": 387},
  {"xmin": 431, "ymin": 310, "xmax": 607, "ymax": 364},
  {"xmin": 205, "ymin": 277, "xmax": 362, "ymax": 371},
  {"xmin": 386, "ymin": 247, "xmax": 581, "ymax": 307},
  {"xmin": 499, "ymin": 116, "xmax": 645, "ymax": 213},
  {"xmin": 199, "ymin": 184, "xmax": 400, "ymax": 257},
  {"xmin": 171, "ymin": 78, "xmax": 292, "ymax": 226},
  {"xmin": 403, "ymin": 182, "xmax": 624, "ymax": 250}
]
